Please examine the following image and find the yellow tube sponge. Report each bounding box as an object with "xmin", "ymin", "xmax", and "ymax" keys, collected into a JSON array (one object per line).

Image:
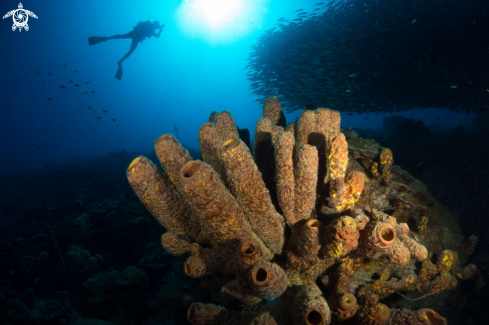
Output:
[{"xmin": 328, "ymin": 133, "xmax": 348, "ymax": 181}]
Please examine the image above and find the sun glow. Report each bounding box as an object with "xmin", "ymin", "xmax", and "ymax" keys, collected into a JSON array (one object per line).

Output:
[{"xmin": 177, "ymin": 0, "xmax": 267, "ymax": 44}]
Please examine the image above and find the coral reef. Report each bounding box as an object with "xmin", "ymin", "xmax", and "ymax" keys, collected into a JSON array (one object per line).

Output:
[{"xmin": 127, "ymin": 99, "xmax": 478, "ymax": 324}]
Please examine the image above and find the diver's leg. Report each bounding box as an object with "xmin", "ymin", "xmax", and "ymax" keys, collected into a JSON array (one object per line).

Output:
[
  {"xmin": 118, "ymin": 39, "xmax": 139, "ymax": 65},
  {"xmin": 106, "ymin": 31, "xmax": 134, "ymax": 41}
]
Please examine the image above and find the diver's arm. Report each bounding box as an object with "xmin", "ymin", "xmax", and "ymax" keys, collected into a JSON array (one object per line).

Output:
[{"xmin": 153, "ymin": 25, "xmax": 164, "ymax": 38}]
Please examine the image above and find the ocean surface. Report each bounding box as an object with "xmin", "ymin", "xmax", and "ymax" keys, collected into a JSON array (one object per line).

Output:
[{"xmin": 0, "ymin": 0, "xmax": 487, "ymax": 324}]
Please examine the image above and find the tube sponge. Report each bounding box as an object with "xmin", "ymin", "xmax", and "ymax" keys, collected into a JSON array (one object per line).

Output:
[
  {"xmin": 387, "ymin": 308, "xmax": 447, "ymax": 325},
  {"xmin": 178, "ymin": 160, "xmax": 260, "ymax": 254},
  {"xmin": 127, "ymin": 156, "xmax": 202, "ymax": 243},
  {"xmin": 184, "ymin": 244, "xmax": 232, "ymax": 278},
  {"xmin": 220, "ymin": 138, "xmax": 285, "ymax": 254},
  {"xmin": 160, "ymin": 232, "xmax": 192, "ymax": 255},
  {"xmin": 295, "ymin": 144, "xmax": 319, "ymax": 221},
  {"xmin": 275, "ymin": 131, "xmax": 297, "ymax": 226},
  {"xmin": 187, "ymin": 303, "xmax": 232, "ymax": 325},
  {"xmin": 328, "ymin": 133, "xmax": 348, "ymax": 181},
  {"xmin": 247, "ymin": 260, "xmax": 288, "ymax": 301},
  {"xmin": 263, "ymin": 96, "xmax": 286, "ymax": 128},
  {"xmin": 322, "ymin": 216, "xmax": 359, "ymax": 258},
  {"xmin": 293, "ymin": 283, "xmax": 331, "ymax": 325}
]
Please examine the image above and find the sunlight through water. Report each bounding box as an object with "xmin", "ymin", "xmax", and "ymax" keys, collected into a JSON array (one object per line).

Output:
[{"xmin": 177, "ymin": 0, "xmax": 267, "ymax": 44}]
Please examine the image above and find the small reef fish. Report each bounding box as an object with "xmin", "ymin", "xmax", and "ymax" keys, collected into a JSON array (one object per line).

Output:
[
  {"xmin": 47, "ymin": 98, "xmax": 52, "ymax": 101},
  {"xmin": 63, "ymin": 63, "xmax": 67, "ymax": 67},
  {"xmin": 96, "ymin": 116, "xmax": 102, "ymax": 119},
  {"xmin": 59, "ymin": 85, "xmax": 66, "ymax": 89},
  {"xmin": 69, "ymin": 80, "xmax": 73, "ymax": 83},
  {"xmin": 74, "ymin": 84, "xmax": 80, "ymax": 87},
  {"xmin": 85, "ymin": 82, "xmax": 89, "ymax": 84},
  {"xmin": 451, "ymin": 85, "xmax": 458, "ymax": 89},
  {"xmin": 349, "ymin": 73, "xmax": 358, "ymax": 77},
  {"xmin": 74, "ymin": 70, "xmax": 78, "ymax": 73},
  {"xmin": 48, "ymin": 72, "xmax": 52, "ymax": 76},
  {"xmin": 102, "ymin": 110, "xmax": 107, "ymax": 113},
  {"xmin": 111, "ymin": 118, "xmax": 116, "ymax": 122},
  {"xmin": 91, "ymin": 91, "xmax": 95, "ymax": 94},
  {"xmin": 88, "ymin": 106, "xmax": 92, "ymax": 109}
]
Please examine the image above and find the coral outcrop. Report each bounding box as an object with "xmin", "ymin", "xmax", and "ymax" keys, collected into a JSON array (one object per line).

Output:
[{"xmin": 127, "ymin": 98, "xmax": 477, "ymax": 324}]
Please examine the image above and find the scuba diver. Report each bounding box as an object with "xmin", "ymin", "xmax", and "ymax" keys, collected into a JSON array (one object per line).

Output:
[{"xmin": 88, "ymin": 19, "xmax": 164, "ymax": 80}]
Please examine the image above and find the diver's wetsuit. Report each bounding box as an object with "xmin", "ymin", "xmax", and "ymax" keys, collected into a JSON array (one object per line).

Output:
[
  {"xmin": 89, "ymin": 20, "xmax": 164, "ymax": 79},
  {"xmin": 105, "ymin": 21, "xmax": 163, "ymax": 66}
]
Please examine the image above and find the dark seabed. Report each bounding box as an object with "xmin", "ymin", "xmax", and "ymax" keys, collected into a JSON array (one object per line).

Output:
[{"xmin": 0, "ymin": 0, "xmax": 487, "ymax": 324}]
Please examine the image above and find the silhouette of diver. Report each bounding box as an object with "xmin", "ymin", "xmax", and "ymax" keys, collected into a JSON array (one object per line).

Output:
[{"xmin": 88, "ymin": 20, "xmax": 164, "ymax": 80}]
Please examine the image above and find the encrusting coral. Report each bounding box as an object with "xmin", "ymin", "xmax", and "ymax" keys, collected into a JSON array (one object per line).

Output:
[{"xmin": 127, "ymin": 97, "xmax": 477, "ymax": 325}]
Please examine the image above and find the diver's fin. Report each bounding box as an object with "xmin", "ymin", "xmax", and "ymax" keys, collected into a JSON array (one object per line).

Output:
[
  {"xmin": 115, "ymin": 64, "xmax": 122, "ymax": 80},
  {"xmin": 88, "ymin": 36, "xmax": 106, "ymax": 46}
]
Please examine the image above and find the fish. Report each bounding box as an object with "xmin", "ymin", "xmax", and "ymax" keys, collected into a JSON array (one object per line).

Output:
[
  {"xmin": 48, "ymin": 72, "xmax": 52, "ymax": 76},
  {"xmin": 74, "ymin": 84, "xmax": 80, "ymax": 87},
  {"xmin": 96, "ymin": 116, "xmax": 102, "ymax": 119},
  {"xmin": 47, "ymin": 98, "xmax": 52, "ymax": 101},
  {"xmin": 85, "ymin": 82, "xmax": 89, "ymax": 84},
  {"xmin": 63, "ymin": 63, "xmax": 67, "ymax": 67},
  {"xmin": 62, "ymin": 126, "xmax": 66, "ymax": 129},
  {"xmin": 451, "ymin": 85, "xmax": 458, "ymax": 89},
  {"xmin": 25, "ymin": 72, "xmax": 28, "ymax": 76},
  {"xmin": 59, "ymin": 85, "xmax": 66, "ymax": 89},
  {"xmin": 88, "ymin": 106, "xmax": 92, "ymax": 109},
  {"xmin": 69, "ymin": 80, "xmax": 73, "ymax": 83},
  {"xmin": 303, "ymin": 103, "xmax": 316, "ymax": 110},
  {"xmin": 364, "ymin": 117, "xmax": 369, "ymax": 120},
  {"xmin": 83, "ymin": 92, "xmax": 88, "ymax": 95},
  {"xmin": 74, "ymin": 70, "xmax": 78, "ymax": 73},
  {"xmin": 103, "ymin": 110, "xmax": 108, "ymax": 113},
  {"xmin": 111, "ymin": 118, "xmax": 116, "ymax": 122},
  {"xmin": 244, "ymin": 0, "xmax": 488, "ymax": 115},
  {"xmin": 91, "ymin": 91, "xmax": 95, "ymax": 94}
]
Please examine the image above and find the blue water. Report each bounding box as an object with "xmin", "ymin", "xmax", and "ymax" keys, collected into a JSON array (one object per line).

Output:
[{"xmin": 0, "ymin": 0, "xmax": 474, "ymax": 176}]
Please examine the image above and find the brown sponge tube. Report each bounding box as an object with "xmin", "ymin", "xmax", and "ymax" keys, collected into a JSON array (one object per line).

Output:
[
  {"xmin": 178, "ymin": 160, "xmax": 257, "ymax": 253},
  {"xmin": 160, "ymin": 232, "xmax": 191, "ymax": 255},
  {"xmin": 248, "ymin": 260, "xmax": 288, "ymax": 301},
  {"xmin": 127, "ymin": 156, "xmax": 201, "ymax": 242},
  {"xmin": 295, "ymin": 144, "xmax": 319, "ymax": 221},
  {"xmin": 275, "ymin": 131, "xmax": 297, "ymax": 226},
  {"xmin": 198, "ymin": 123, "xmax": 225, "ymax": 179},
  {"xmin": 220, "ymin": 138, "xmax": 285, "ymax": 254},
  {"xmin": 263, "ymin": 96, "xmax": 286, "ymax": 128},
  {"xmin": 214, "ymin": 111, "xmax": 239, "ymax": 141},
  {"xmin": 154, "ymin": 134, "xmax": 192, "ymax": 187},
  {"xmin": 293, "ymin": 283, "xmax": 331, "ymax": 325},
  {"xmin": 187, "ymin": 302, "xmax": 231, "ymax": 325}
]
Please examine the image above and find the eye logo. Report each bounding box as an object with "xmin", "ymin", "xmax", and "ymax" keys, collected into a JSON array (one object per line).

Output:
[{"xmin": 3, "ymin": 3, "xmax": 38, "ymax": 32}]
